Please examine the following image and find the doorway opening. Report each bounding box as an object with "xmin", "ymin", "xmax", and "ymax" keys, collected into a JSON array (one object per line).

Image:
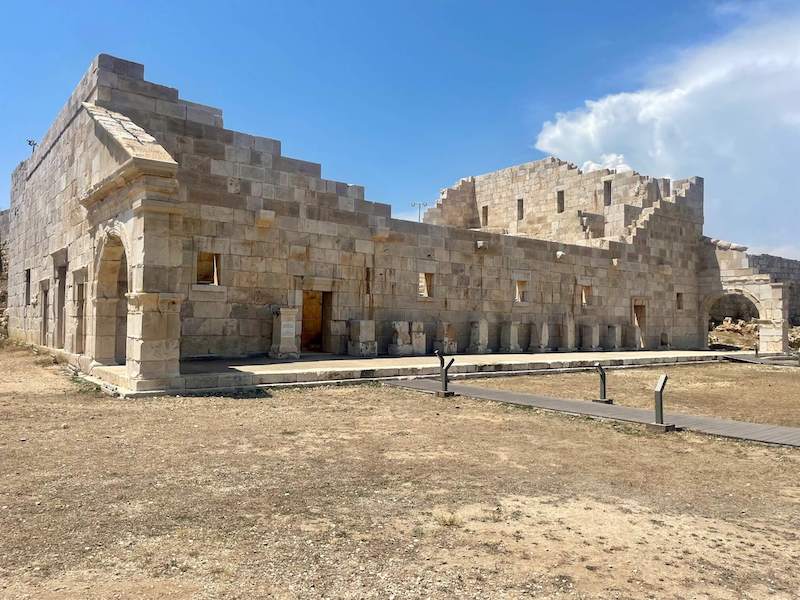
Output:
[
  {"xmin": 633, "ymin": 302, "xmax": 646, "ymax": 348},
  {"xmin": 40, "ymin": 283, "xmax": 49, "ymax": 346},
  {"xmin": 75, "ymin": 278, "xmax": 86, "ymax": 354},
  {"xmin": 301, "ymin": 290, "xmax": 332, "ymax": 352},
  {"xmin": 55, "ymin": 266, "xmax": 67, "ymax": 349}
]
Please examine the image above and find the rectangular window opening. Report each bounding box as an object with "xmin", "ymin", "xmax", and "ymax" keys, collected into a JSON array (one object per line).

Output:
[
  {"xmin": 516, "ymin": 198, "xmax": 524, "ymax": 221},
  {"xmin": 514, "ymin": 280, "xmax": 529, "ymax": 303},
  {"xmin": 24, "ymin": 269, "xmax": 31, "ymax": 305},
  {"xmin": 676, "ymin": 292, "xmax": 684, "ymax": 310},
  {"xmin": 556, "ymin": 190, "xmax": 565, "ymax": 213},
  {"xmin": 481, "ymin": 205, "xmax": 489, "ymax": 227},
  {"xmin": 197, "ymin": 252, "xmax": 221, "ymax": 285},
  {"xmin": 418, "ymin": 272, "xmax": 434, "ymax": 298},
  {"xmin": 603, "ymin": 180, "xmax": 612, "ymax": 206},
  {"xmin": 580, "ymin": 285, "xmax": 592, "ymax": 307}
]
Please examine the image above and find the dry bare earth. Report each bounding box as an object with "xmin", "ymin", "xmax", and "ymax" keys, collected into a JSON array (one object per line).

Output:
[
  {"xmin": 0, "ymin": 344, "xmax": 798, "ymax": 599},
  {"xmin": 468, "ymin": 362, "xmax": 800, "ymax": 428}
]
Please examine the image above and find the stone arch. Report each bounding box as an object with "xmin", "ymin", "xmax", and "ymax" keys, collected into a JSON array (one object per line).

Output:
[
  {"xmin": 91, "ymin": 226, "xmax": 132, "ymax": 366},
  {"xmin": 701, "ymin": 288, "xmax": 764, "ymax": 351}
]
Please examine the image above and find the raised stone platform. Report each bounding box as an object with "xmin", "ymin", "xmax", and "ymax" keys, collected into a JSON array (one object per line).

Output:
[{"xmin": 85, "ymin": 349, "xmax": 750, "ymax": 397}]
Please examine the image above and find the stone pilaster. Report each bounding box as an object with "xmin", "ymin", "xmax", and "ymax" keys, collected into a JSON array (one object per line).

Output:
[
  {"xmin": 125, "ymin": 292, "xmax": 182, "ymax": 381},
  {"xmin": 468, "ymin": 319, "xmax": 489, "ymax": 354},
  {"xmin": 560, "ymin": 315, "xmax": 576, "ymax": 351},
  {"xmin": 607, "ymin": 324, "xmax": 622, "ymax": 350},
  {"xmin": 501, "ymin": 321, "xmax": 522, "ymax": 353},
  {"xmin": 538, "ymin": 321, "xmax": 552, "ymax": 352},
  {"xmin": 581, "ymin": 323, "xmax": 600, "ymax": 351}
]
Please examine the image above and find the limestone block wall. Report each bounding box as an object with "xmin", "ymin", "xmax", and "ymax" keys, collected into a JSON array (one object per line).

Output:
[
  {"xmin": 424, "ymin": 157, "xmax": 693, "ymax": 245},
  {"xmin": 6, "ymin": 73, "xmax": 122, "ymax": 349},
  {"xmin": 69, "ymin": 56, "xmax": 373, "ymax": 359},
  {"xmin": 422, "ymin": 177, "xmax": 479, "ymax": 229},
  {"xmin": 748, "ymin": 254, "xmax": 800, "ymax": 325},
  {"xmin": 0, "ymin": 209, "xmax": 8, "ymax": 311}
]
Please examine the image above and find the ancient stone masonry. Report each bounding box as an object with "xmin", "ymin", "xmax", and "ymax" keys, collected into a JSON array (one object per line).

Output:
[
  {"xmin": 0, "ymin": 208, "xmax": 9, "ymax": 334},
  {"xmin": 4, "ymin": 54, "xmax": 796, "ymax": 393}
]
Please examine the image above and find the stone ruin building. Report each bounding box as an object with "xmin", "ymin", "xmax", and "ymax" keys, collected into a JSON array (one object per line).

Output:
[{"xmin": 2, "ymin": 54, "xmax": 798, "ymax": 393}]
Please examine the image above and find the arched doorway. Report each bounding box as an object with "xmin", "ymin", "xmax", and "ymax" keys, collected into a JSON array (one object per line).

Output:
[
  {"xmin": 94, "ymin": 234, "xmax": 129, "ymax": 365},
  {"xmin": 705, "ymin": 293, "xmax": 760, "ymax": 350}
]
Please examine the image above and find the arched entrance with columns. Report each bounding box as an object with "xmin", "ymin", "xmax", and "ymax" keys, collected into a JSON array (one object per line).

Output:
[{"xmin": 91, "ymin": 230, "xmax": 131, "ymax": 366}]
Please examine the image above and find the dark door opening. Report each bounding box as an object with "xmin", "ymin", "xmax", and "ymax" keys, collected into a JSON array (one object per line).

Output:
[{"xmin": 301, "ymin": 290, "xmax": 324, "ymax": 352}]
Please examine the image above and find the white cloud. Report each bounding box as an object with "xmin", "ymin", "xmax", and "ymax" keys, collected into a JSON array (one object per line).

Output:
[
  {"xmin": 580, "ymin": 153, "xmax": 632, "ymax": 174},
  {"xmin": 535, "ymin": 11, "xmax": 800, "ymax": 255}
]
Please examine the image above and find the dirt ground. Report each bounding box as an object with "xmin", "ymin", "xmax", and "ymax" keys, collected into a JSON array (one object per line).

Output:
[
  {"xmin": 1, "ymin": 343, "xmax": 799, "ymax": 599},
  {"xmin": 468, "ymin": 362, "xmax": 800, "ymax": 427}
]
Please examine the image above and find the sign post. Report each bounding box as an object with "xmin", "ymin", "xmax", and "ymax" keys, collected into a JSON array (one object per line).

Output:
[{"xmin": 646, "ymin": 374, "xmax": 675, "ymax": 433}]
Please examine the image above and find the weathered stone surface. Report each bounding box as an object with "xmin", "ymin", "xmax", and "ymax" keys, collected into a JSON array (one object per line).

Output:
[
  {"xmin": 500, "ymin": 321, "xmax": 522, "ymax": 353},
  {"xmin": 468, "ymin": 320, "xmax": 490, "ymax": 354},
  {"xmin": 433, "ymin": 321, "xmax": 457, "ymax": 355},
  {"xmin": 3, "ymin": 53, "xmax": 797, "ymax": 393}
]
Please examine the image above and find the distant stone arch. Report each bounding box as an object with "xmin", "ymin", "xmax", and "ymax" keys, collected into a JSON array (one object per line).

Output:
[{"xmin": 701, "ymin": 288, "xmax": 763, "ymax": 351}]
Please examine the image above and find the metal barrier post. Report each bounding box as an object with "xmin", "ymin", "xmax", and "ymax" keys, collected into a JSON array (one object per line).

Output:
[
  {"xmin": 592, "ymin": 362, "xmax": 613, "ymax": 404},
  {"xmin": 646, "ymin": 374, "xmax": 675, "ymax": 433},
  {"xmin": 434, "ymin": 350, "xmax": 456, "ymax": 397}
]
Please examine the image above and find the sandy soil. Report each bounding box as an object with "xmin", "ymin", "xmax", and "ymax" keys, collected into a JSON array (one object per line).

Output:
[
  {"xmin": 468, "ymin": 362, "xmax": 800, "ymax": 427},
  {"xmin": 1, "ymin": 342, "xmax": 799, "ymax": 599}
]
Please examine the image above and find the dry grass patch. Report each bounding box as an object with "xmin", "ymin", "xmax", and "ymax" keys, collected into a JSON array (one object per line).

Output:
[{"xmin": 0, "ymin": 346, "xmax": 798, "ymax": 598}]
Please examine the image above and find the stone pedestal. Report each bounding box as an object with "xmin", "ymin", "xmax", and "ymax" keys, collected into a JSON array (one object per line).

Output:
[
  {"xmin": 607, "ymin": 324, "xmax": 622, "ymax": 350},
  {"xmin": 125, "ymin": 292, "xmax": 183, "ymax": 381},
  {"xmin": 536, "ymin": 321, "xmax": 552, "ymax": 352},
  {"xmin": 269, "ymin": 307, "xmax": 299, "ymax": 359},
  {"xmin": 581, "ymin": 323, "xmax": 600, "ymax": 351},
  {"xmin": 411, "ymin": 321, "xmax": 426, "ymax": 355},
  {"xmin": 560, "ymin": 316, "xmax": 576, "ymax": 351},
  {"xmin": 468, "ymin": 319, "xmax": 490, "ymax": 354},
  {"xmin": 388, "ymin": 321, "xmax": 413, "ymax": 356},
  {"xmin": 347, "ymin": 319, "xmax": 377, "ymax": 357},
  {"xmin": 500, "ymin": 321, "xmax": 522, "ymax": 353},
  {"xmin": 433, "ymin": 321, "xmax": 457, "ymax": 354}
]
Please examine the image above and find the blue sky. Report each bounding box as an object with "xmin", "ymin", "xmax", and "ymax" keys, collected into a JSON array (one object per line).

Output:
[{"xmin": 2, "ymin": 1, "xmax": 798, "ymax": 256}]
